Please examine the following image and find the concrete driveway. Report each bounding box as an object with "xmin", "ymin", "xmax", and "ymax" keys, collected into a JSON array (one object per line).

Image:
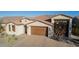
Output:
[{"xmin": 13, "ymin": 35, "xmax": 75, "ymax": 47}]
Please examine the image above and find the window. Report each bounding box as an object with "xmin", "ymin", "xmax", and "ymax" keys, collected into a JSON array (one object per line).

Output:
[
  {"xmin": 9, "ymin": 25, "xmax": 11, "ymax": 31},
  {"xmin": 9, "ymin": 24, "xmax": 15, "ymax": 32},
  {"xmin": 12, "ymin": 25, "xmax": 15, "ymax": 32}
]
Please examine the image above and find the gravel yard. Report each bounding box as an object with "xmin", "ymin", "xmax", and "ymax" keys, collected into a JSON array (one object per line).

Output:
[
  {"xmin": 13, "ymin": 35, "xmax": 75, "ymax": 47},
  {"xmin": 0, "ymin": 34, "xmax": 76, "ymax": 47}
]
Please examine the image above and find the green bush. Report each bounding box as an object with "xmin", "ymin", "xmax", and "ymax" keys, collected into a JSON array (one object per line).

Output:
[
  {"xmin": 72, "ymin": 24, "xmax": 79, "ymax": 36},
  {"xmin": 0, "ymin": 20, "xmax": 4, "ymax": 33},
  {"xmin": 72, "ymin": 17, "xmax": 79, "ymax": 36}
]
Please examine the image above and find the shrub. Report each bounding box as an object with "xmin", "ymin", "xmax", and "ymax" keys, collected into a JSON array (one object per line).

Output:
[
  {"xmin": 0, "ymin": 20, "xmax": 4, "ymax": 33},
  {"xmin": 5, "ymin": 35, "xmax": 18, "ymax": 46},
  {"xmin": 72, "ymin": 17, "xmax": 79, "ymax": 36},
  {"xmin": 72, "ymin": 23, "xmax": 79, "ymax": 36}
]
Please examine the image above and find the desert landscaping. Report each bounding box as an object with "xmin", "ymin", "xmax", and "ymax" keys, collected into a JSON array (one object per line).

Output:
[
  {"xmin": 13, "ymin": 35, "xmax": 75, "ymax": 47},
  {"xmin": 0, "ymin": 33, "xmax": 76, "ymax": 47}
]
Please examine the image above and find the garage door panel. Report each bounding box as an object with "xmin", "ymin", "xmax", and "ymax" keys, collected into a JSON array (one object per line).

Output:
[{"xmin": 31, "ymin": 26, "xmax": 48, "ymax": 36}]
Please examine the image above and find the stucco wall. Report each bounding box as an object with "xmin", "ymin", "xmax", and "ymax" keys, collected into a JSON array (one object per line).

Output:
[
  {"xmin": 27, "ymin": 25, "xmax": 31, "ymax": 35},
  {"xmin": 69, "ymin": 19, "xmax": 72, "ymax": 38},
  {"xmin": 1, "ymin": 24, "xmax": 6, "ymax": 26},
  {"xmin": 6, "ymin": 23, "xmax": 25, "ymax": 35},
  {"xmin": 21, "ymin": 19, "xmax": 33, "ymax": 24},
  {"xmin": 1, "ymin": 24, "xmax": 6, "ymax": 31},
  {"xmin": 48, "ymin": 26, "xmax": 53, "ymax": 38},
  {"xmin": 15, "ymin": 25, "xmax": 25, "ymax": 35},
  {"xmin": 28, "ymin": 21, "xmax": 49, "ymax": 26}
]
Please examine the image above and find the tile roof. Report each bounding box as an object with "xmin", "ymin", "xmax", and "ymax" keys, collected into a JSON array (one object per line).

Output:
[
  {"xmin": 2, "ymin": 16, "xmax": 24, "ymax": 25},
  {"xmin": 35, "ymin": 19, "xmax": 53, "ymax": 26},
  {"xmin": 33, "ymin": 15, "xmax": 51, "ymax": 20},
  {"xmin": 1, "ymin": 16, "xmax": 52, "ymax": 26},
  {"xmin": 33, "ymin": 14, "xmax": 72, "ymax": 21},
  {"xmin": 27, "ymin": 18, "xmax": 53, "ymax": 26},
  {"xmin": 1, "ymin": 14, "xmax": 72, "ymax": 25}
]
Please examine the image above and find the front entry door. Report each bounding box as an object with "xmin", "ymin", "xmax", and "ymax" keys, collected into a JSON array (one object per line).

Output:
[{"xmin": 54, "ymin": 19, "xmax": 69, "ymax": 37}]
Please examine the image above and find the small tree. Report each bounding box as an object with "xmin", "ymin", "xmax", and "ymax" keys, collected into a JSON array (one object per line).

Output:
[
  {"xmin": 0, "ymin": 20, "xmax": 4, "ymax": 33},
  {"xmin": 72, "ymin": 17, "xmax": 79, "ymax": 36}
]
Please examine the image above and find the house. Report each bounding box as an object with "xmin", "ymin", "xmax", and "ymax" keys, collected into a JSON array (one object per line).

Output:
[
  {"xmin": 1, "ymin": 16, "xmax": 53, "ymax": 38},
  {"xmin": 1, "ymin": 14, "xmax": 73, "ymax": 38}
]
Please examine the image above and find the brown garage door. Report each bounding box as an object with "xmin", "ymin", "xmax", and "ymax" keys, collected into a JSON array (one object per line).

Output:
[{"xmin": 31, "ymin": 26, "xmax": 48, "ymax": 36}]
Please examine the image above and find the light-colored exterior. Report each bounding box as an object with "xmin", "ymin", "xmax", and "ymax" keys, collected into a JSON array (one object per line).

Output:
[
  {"xmin": 2, "ymin": 18, "xmax": 53, "ymax": 37},
  {"xmin": 1, "ymin": 18, "xmax": 34, "ymax": 35},
  {"xmin": 5, "ymin": 23, "xmax": 25, "ymax": 35},
  {"xmin": 21, "ymin": 18, "xmax": 33, "ymax": 24},
  {"xmin": 27, "ymin": 21, "xmax": 53, "ymax": 38},
  {"xmin": 1, "ymin": 14, "xmax": 73, "ymax": 38}
]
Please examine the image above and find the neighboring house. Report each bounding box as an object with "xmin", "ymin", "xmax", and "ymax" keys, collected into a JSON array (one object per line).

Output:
[{"xmin": 1, "ymin": 14, "xmax": 73, "ymax": 38}]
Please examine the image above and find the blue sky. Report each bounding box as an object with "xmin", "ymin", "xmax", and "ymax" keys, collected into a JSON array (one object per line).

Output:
[{"xmin": 0, "ymin": 11, "xmax": 79, "ymax": 16}]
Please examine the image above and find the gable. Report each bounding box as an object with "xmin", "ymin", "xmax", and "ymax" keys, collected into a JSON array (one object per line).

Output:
[
  {"xmin": 21, "ymin": 18, "xmax": 33, "ymax": 24},
  {"xmin": 52, "ymin": 15, "xmax": 71, "ymax": 19},
  {"xmin": 7, "ymin": 23, "xmax": 15, "ymax": 25},
  {"xmin": 28, "ymin": 21, "xmax": 49, "ymax": 26}
]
